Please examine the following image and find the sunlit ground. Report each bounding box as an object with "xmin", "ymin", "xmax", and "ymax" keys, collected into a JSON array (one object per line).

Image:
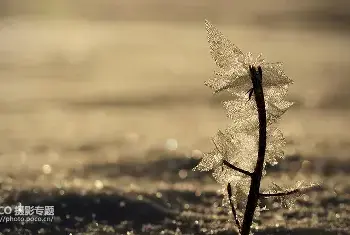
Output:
[{"xmin": 0, "ymin": 0, "xmax": 349, "ymax": 234}]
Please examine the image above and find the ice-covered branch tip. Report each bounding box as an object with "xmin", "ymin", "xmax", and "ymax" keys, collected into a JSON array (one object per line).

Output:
[
  {"xmin": 259, "ymin": 182, "xmax": 319, "ymax": 197},
  {"xmin": 260, "ymin": 189, "xmax": 300, "ymax": 197}
]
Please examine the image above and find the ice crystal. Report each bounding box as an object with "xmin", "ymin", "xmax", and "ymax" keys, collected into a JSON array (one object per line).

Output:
[
  {"xmin": 194, "ymin": 20, "xmax": 316, "ymax": 234},
  {"xmin": 195, "ymin": 20, "xmax": 294, "ymax": 182},
  {"xmin": 223, "ymin": 98, "xmax": 293, "ymax": 131},
  {"xmin": 196, "ymin": 20, "xmax": 294, "ymax": 176},
  {"xmin": 204, "ymin": 19, "xmax": 293, "ymax": 106},
  {"xmin": 194, "ymin": 130, "xmax": 256, "ymax": 185},
  {"xmin": 270, "ymin": 182, "xmax": 303, "ymax": 209}
]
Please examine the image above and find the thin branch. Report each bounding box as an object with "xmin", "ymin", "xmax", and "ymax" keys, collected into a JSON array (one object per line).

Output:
[
  {"xmin": 223, "ymin": 160, "xmax": 253, "ymax": 177},
  {"xmin": 241, "ymin": 66, "xmax": 266, "ymax": 235},
  {"xmin": 227, "ymin": 183, "xmax": 241, "ymax": 230},
  {"xmin": 259, "ymin": 188, "xmax": 299, "ymax": 197},
  {"xmin": 211, "ymin": 136, "xmax": 252, "ymax": 177},
  {"xmin": 259, "ymin": 184, "xmax": 318, "ymax": 197}
]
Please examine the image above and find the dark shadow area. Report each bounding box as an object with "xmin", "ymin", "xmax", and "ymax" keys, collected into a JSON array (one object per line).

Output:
[
  {"xmin": 0, "ymin": 186, "xmax": 233, "ymax": 234},
  {"xmin": 255, "ymin": 227, "xmax": 349, "ymax": 235},
  {"xmin": 0, "ymin": 189, "xmax": 178, "ymax": 234},
  {"xmin": 0, "ymin": 147, "xmax": 348, "ymax": 234},
  {"xmin": 157, "ymin": 189, "xmax": 219, "ymax": 207},
  {"xmin": 0, "ymin": 186, "xmax": 346, "ymax": 234}
]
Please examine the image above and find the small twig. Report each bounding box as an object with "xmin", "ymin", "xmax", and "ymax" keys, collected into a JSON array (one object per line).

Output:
[
  {"xmin": 227, "ymin": 183, "xmax": 241, "ymax": 230},
  {"xmin": 211, "ymin": 137, "xmax": 252, "ymax": 177},
  {"xmin": 223, "ymin": 160, "xmax": 253, "ymax": 177},
  {"xmin": 259, "ymin": 184, "xmax": 318, "ymax": 197},
  {"xmin": 259, "ymin": 188, "xmax": 299, "ymax": 197}
]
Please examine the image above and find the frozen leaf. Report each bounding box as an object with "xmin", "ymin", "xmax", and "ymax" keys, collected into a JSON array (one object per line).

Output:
[
  {"xmin": 261, "ymin": 62, "xmax": 293, "ymax": 88},
  {"xmin": 265, "ymin": 126, "xmax": 287, "ymax": 165},
  {"xmin": 204, "ymin": 20, "xmax": 295, "ymax": 112},
  {"xmin": 205, "ymin": 19, "xmax": 244, "ymax": 71},
  {"xmin": 221, "ymin": 131, "xmax": 257, "ymax": 172},
  {"xmin": 276, "ymin": 189, "xmax": 301, "ymax": 209},
  {"xmin": 193, "ymin": 151, "xmax": 223, "ymax": 171},
  {"xmin": 215, "ymin": 131, "xmax": 256, "ymax": 167},
  {"xmin": 226, "ymin": 125, "xmax": 287, "ymax": 167},
  {"xmin": 212, "ymin": 130, "xmax": 235, "ymax": 156},
  {"xmin": 194, "ymin": 129, "xmax": 257, "ymax": 174},
  {"xmin": 213, "ymin": 62, "xmax": 293, "ymax": 99},
  {"xmin": 232, "ymin": 177, "xmax": 251, "ymax": 201},
  {"xmin": 212, "ymin": 166, "xmax": 243, "ymax": 184},
  {"xmin": 223, "ymin": 98, "xmax": 291, "ymax": 129},
  {"xmin": 265, "ymin": 101, "xmax": 293, "ymax": 123},
  {"xmin": 221, "ymin": 179, "xmax": 251, "ymax": 225},
  {"xmin": 193, "ymin": 130, "xmax": 236, "ymax": 172},
  {"xmin": 193, "ymin": 129, "xmax": 257, "ymax": 185},
  {"xmin": 204, "ymin": 68, "xmax": 250, "ymax": 94},
  {"xmin": 261, "ymin": 181, "xmax": 318, "ymax": 209}
]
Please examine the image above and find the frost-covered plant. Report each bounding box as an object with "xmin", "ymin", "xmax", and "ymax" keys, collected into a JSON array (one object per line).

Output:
[{"xmin": 194, "ymin": 20, "xmax": 316, "ymax": 235}]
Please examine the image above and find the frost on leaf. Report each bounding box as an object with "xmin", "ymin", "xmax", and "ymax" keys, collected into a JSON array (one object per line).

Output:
[
  {"xmin": 214, "ymin": 130, "xmax": 257, "ymax": 173},
  {"xmin": 193, "ymin": 151, "xmax": 223, "ymax": 172},
  {"xmin": 198, "ymin": 19, "xmax": 295, "ymax": 189},
  {"xmin": 226, "ymin": 124, "xmax": 287, "ymax": 167},
  {"xmin": 261, "ymin": 181, "xmax": 318, "ymax": 209},
  {"xmin": 221, "ymin": 179, "xmax": 251, "ymax": 224},
  {"xmin": 204, "ymin": 19, "xmax": 294, "ymax": 111},
  {"xmin": 194, "ymin": 19, "xmax": 301, "ymax": 232},
  {"xmin": 205, "ymin": 69, "xmax": 250, "ymax": 94},
  {"xmin": 265, "ymin": 126, "xmax": 286, "ymax": 165},
  {"xmin": 205, "ymin": 19, "xmax": 244, "ymax": 72},
  {"xmin": 268, "ymin": 182, "xmax": 303, "ymax": 209},
  {"xmin": 260, "ymin": 62, "xmax": 293, "ymax": 88},
  {"xmin": 223, "ymin": 99, "xmax": 288, "ymax": 128},
  {"xmin": 194, "ymin": 129, "xmax": 257, "ymax": 182}
]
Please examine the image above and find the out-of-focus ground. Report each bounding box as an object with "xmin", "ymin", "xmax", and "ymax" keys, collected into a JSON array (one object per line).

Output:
[{"xmin": 0, "ymin": 0, "xmax": 349, "ymax": 234}]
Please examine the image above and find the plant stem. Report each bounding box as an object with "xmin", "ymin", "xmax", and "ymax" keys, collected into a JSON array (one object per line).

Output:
[
  {"xmin": 227, "ymin": 183, "xmax": 241, "ymax": 230},
  {"xmin": 240, "ymin": 66, "xmax": 266, "ymax": 235},
  {"xmin": 223, "ymin": 160, "xmax": 253, "ymax": 177}
]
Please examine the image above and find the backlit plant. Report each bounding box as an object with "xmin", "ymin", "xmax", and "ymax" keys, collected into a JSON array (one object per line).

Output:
[{"xmin": 194, "ymin": 20, "xmax": 316, "ymax": 235}]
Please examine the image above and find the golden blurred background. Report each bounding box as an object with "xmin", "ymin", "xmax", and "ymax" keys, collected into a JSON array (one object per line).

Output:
[{"xmin": 0, "ymin": 0, "xmax": 350, "ymax": 165}]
